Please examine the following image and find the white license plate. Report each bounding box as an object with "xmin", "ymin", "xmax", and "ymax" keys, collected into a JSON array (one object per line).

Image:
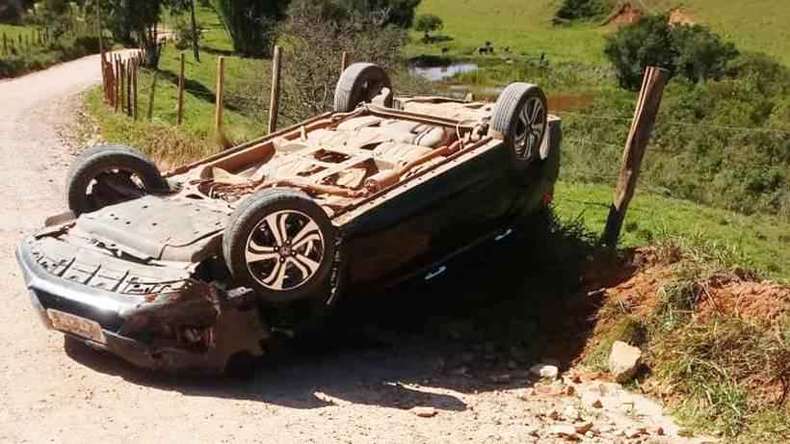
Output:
[{"xmin": 47, "ymin": 309, "xmax": 106, "ymax": 344}]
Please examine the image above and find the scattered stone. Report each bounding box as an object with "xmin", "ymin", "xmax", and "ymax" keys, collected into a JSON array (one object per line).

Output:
[
  {"xmin": 525, "ymin": 426, "xmax": 540, "ymax": 437},
  {"xmin": 563, "ymin": 385, "xmax": 576, "ymax": 396},
  {"xmin": 530, "ymin": 364, "xmax": 559, "ymax": 380},
  {"xmin": 412, "ymin": 407, "xmax": 437, "ymax": 418},
  {"xmin": 575, "ymin": 421, "xmax": 594, "ymax": 434},
  {"xmin": 535, "ymin": 384, "xmax": 564, "ymax": 396},
  {"xmin": 550, "ymin": 424, "xmax": 580, "ymax": 441},
  {"xmin": 591, "ymin": 399, "xmax": 603, "ymax": 409},
  {"xmin": 654, "ymin": 426, "xmax": 665, "ymax": 436},
  {"xmin": 623, "ymin": 426, "xmax": 647, "ymax": 438},
  {"xmin": 547, "ymin": 409, "xmax": 562, "ymax": 421},
  {"xmin": 562, "ymin": 405, "xmax": 581, "ymax": 422},
  {"xmin": 608, "ymin": 341, "xmax": 642, "ymax": 383}
]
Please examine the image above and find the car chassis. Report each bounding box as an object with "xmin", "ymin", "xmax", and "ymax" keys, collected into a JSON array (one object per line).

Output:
[{"xmin": 17, "ymin": 64, "xmax": 562, "ymax": 373}]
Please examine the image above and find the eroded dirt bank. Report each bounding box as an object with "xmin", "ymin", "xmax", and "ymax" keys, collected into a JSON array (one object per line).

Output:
[{"xmin": 0, "ymin": 55, "xmax": 713, "ymax": 443}]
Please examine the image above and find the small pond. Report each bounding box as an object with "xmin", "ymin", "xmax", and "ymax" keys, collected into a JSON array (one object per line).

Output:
[{"xmin": 409, "ymin": 62, "xmax": 479, "ymax": 81}]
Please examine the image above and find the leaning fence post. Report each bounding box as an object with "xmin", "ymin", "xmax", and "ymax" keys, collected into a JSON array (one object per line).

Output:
[
  {"xmin": 177, "ymin": 52, "xmax": 185, "ymax": 125},
  {"xmin": 268, "ymin": 46, "xmax": 282, "ymax": 134},
  {"xmin": 602, "ymin": 66, "xmax": 669, "ymax": 247},
  {"xmin": 341, "ymin": 51, "xmax": 349, "ymax": 73},
  {"xmin": 2, "ymin": 33, "xmax": 7, "ymax": 55},
  {"xmin": 214, "ymin": 56, "xmax": 226, "ymax": 134}
]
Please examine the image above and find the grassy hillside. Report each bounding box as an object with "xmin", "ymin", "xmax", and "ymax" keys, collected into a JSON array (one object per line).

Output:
[
  {"xmin": 413, "ymin": 0, "xmax": 790, "ymax": 65},
  {"xmin": 408, "ymin": 0, "xmax": 607, "ymax": 63}
]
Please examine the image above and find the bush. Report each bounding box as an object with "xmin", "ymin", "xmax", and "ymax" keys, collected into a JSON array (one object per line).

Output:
[
  {"xmin": 277, "ymin": 0, "xmax": 410, "ymax": 121},
  {"xmin": 414, "ymin": 13, "xmax": 443, "ymax": 42},
  {"xmin": 605, "ymin": 14, "xmax": 739, "ymax": 90},
  {"xmin": 562, "ymin": 52, "xmax": 790, "ymax": 218},
  {"xmin": 211, "ymin": 0, "xmax": 288, "ymax": 57},
  {"xmin": 555, "ymin": 0, "xmax": 612, "ymax": 23}
]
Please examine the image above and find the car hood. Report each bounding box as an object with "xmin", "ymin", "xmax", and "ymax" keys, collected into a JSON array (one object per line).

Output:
[{"xmin": 74, "ymin": 195, "xmax": 234, "ymax": 263}]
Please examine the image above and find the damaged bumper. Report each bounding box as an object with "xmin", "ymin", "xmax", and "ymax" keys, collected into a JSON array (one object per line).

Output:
[{"xmin": 16, "ymin": 236, "xmax": 268, "ymax": 373}]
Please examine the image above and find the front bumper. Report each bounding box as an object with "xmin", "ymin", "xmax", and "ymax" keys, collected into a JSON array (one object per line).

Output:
[{"xmin": 16, "ymin": 237, "xmax": 267, "ymax": 373}]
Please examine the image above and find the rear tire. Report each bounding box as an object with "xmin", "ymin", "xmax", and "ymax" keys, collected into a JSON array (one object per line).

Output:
[
  {"xmin": 334, "ymin": 63, "xmax": 393, "ymax": 112},
  {"xmin": 223, "ymin": 189, "xmax": 337, "ymax": 304},
  {"xmin": 491, "ymin": 83, "xmax": 548, "ymax": 166},
  {"xmin": 66, "ymin": 144, "xmax": 167, "ymax": 215}
]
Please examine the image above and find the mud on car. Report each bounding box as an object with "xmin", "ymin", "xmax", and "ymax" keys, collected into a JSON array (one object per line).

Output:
[{"xmin": 16, "ymin": 63, "xmax": 562, "ymax": 373}]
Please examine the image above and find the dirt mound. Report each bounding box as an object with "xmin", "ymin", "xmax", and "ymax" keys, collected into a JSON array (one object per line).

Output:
[
  {"xmin": 697, "ymin": 276, "xmax": 790, "ymax": 326},
  {"xmin": 586, "ymin": 247, "xmax": 789, "ymax": 327},
  {"xmin": 668, "ymin": 8, "xmax": 695, "ymax": 26}
]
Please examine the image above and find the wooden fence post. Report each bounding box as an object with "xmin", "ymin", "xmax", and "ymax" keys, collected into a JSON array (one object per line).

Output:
[
  {"xmin": 177, "ymin": 52, "xmax": 185, "ymax": 125},
  {"xmin": 132, "ymin": 59, "xmax": 139, "ymax": 120},
  {"xmin": 341, "ymin": 51, "xmax": 349, "ymax": 73},
  {"xmin": 214, "ymin": 56, "xmax": 226, "ymax": 134},
  {"xmin": 114, "ymin": 56, "xmax": 121, "ymax": 112},
  {"xmin": 268, "ymin": 46, "xmax": 282, "ymax": 134},
  {"xmin": 126, "ymin": 61, "xmax": 133, "ymax": 117},
  {"xmin": 602, "ymin": 66, "xmax": 669, "ymax": 247},
  {"xmin": 2, "ymin": 33, "xmax": 6, "ymax": 55},
  {"xmin": 147, "ymin": 70, "xmax": 158, "ymax": 121}
]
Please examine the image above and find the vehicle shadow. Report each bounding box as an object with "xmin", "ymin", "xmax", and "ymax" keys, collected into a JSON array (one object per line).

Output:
[{"xmin": 65, "ymin": 217, "xmax": 639, "ymax": 412}]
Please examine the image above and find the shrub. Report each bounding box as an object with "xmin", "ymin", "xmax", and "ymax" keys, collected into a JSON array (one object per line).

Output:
[
  {"xmin": 414, "ymin": 13, "xmax": 442, "ymax": 42},
  {"xmin": 605, "ymin": 14, "xmax": 739, "ymax": 90},
  {"xmin": 555, "ymin": 0, "xmax": 612, "ymax": 23},
  {"xmin": 211, "ymin": 0, "xmax": 288, "ymax": 57}
]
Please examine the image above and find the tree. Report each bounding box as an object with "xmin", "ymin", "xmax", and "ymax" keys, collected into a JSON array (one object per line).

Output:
[
  {"xmin": 672, "ymin": 24, "xmax": 738, "ymax": 84},
  {"xmin": 604, "ymin": 14, "xmax": 738, "ymax": 90},
  {"xmin": 414, "ymin": 13, "xmax": 442, "ymax": 42},
  {"xmin": 334, "ymin": 0, "xmax": 421, "ymax": 27},
  {"xmin": 211, "ymin": 0, "xmax": 289, "ymax": 57}
]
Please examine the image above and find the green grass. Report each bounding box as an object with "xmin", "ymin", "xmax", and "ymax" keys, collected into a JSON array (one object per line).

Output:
[
  {"xmin": 411, "ymin": 0, "xmax": 790, "ymax": 65},
  {"xmin": 1, "ymin": 23, "xmax": 99, "ymax": 78},
  {"xmin": 90, "ymin": 4, "xmax": 270, "ymax": 163},
  {"xmin": 553, "ymin": 181, "xmax": 790, "ymax": 281},
  {"xmin": 408, "ymin": 0, "xmax": 608, "ymax": 63}
]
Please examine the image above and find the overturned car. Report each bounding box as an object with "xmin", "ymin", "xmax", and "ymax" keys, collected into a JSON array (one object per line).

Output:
[{"xmin": 17, "ymin": 63, "xmax": 561, "ymax": 373}]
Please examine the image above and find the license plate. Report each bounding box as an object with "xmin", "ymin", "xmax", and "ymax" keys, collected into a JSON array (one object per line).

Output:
[{"xmin": 47, "ymin": 309, "xmax": 106, "ymax": 344}]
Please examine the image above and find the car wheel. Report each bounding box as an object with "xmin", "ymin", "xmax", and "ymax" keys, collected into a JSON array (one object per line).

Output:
[
  {"xmin": 223, "ymin": 189, "xmax": 337, "ymax": 304},
  {"xmin": 491, "ymin": 83, "xmax": 548, "ymax": 165},
  {"xmin": 66, "ymin": 144, "xmax": 168, "ymax": 215},
  {"xmin": 334, "ymin": 63, "xmax": 393, "ymax": 112}
]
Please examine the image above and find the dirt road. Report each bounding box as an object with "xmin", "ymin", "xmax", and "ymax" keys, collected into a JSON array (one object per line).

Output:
[{"xmin": 0, "ymin": 56, "xmax": 702, "ymax": 443}]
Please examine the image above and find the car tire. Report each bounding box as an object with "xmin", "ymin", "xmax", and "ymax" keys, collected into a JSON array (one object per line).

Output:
[
  {"xmin": 223, "ymin": 189, "xmax": 337, "ymax": 304},
  {"xmin": 334, "ymin": 63, "xmax": 393, "ymax": 112},
  {"xmin": 66, "ymin": 144, "xmax": 168, "ymax": 215},
  {"xmin": 491, "ymin": 83, "xmax": 548, "ymax": 166}
]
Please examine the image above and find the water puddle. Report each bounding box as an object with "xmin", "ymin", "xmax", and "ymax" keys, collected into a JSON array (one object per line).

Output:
[{"xmin": 410, "ymin": 63, "xmax": 479, "ymax": 81}]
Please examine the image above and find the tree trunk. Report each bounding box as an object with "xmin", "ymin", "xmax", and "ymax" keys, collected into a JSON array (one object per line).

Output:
[{"xmin": 190, "ymin": 0, "xmax": 200, "ymax": 62}]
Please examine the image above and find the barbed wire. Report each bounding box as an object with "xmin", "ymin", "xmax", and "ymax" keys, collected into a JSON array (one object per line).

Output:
[{"xmin": 556, "ymin": 110, "xmax": 790, "ymax": 135}]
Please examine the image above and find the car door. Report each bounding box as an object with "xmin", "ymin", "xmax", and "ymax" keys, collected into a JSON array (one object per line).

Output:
[{"xmin": 341, "ymin": 141, "xmax": 518, "ymax": 290}]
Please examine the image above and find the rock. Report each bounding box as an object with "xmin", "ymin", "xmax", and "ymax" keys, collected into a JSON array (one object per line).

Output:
[
  {"xmin": 608, "ymin": 341, "xmax": 642, "ymax": 383},
  {"xmin": 563, "ymin": 385, "xmax": 576, "ymax": 396},
  {"xmin": 550, "ymin": 424, "xmax": 580, "ymax": 441},
  {"xmin": 575, "ymin": 421, "xmax": 594, "ymax": 434},
  {"xmin": 623, "ymin": 427, "xmax": 647, "ymax": 438},
  {"xmin": 530, "ymin": 364, "xmax": 559, "ymax": 380},
  {"xmin": 412, "ymin": 407, "xmax": 437, "ymax": 418},
  {"xmin": 525, "ymin": 425, "xmax": 540, "ymax": 437},
  {"xmin": 591, "ymin": 399, "xmax": 603, "ymax": 409},
  {"xmin": 562, "ymin": 405, "xmax": 581, "ymax": 422}
]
